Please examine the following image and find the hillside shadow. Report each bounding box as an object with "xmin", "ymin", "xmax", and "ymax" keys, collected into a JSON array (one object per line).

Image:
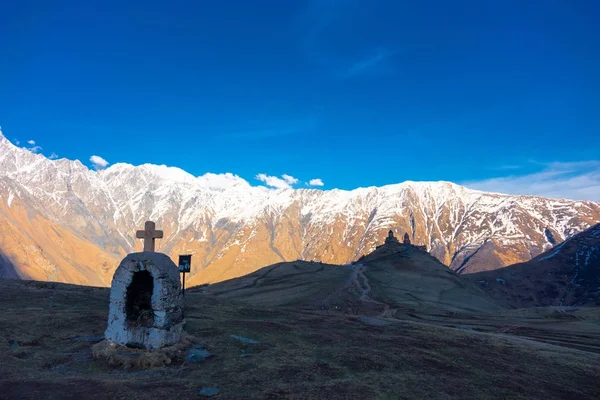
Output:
[
  {"xmin": 465, "ymin": 254, "xmax": 600, "ymax": 308},
  {"xmin": 0, "ymin": 248, "xmax": 19, "ymax": 279}
]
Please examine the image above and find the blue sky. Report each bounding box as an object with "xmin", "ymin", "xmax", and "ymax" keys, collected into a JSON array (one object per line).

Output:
[{"xmin": 0, "ymin": 1, "xmax": 599, "ymax": 199}]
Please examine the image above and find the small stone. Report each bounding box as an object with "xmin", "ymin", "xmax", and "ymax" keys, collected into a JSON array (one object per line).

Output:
[
  {"xmin": 317, "ymin": 358, "xmax": 329, "ymax": 365},
  {"xmin": 186, "ymin": 346, "xmax": 212, "ymax": 362},
  {"xmin": 229, "ymin": 334, "xmax": 260, "ymax": 344},
  {"xmin": 10, "ymin": 341, "xmax": 19, "ymax": 350},
  {"xmin": 198, "ymin": 387, "xmax": 220, "ymax": 397}
]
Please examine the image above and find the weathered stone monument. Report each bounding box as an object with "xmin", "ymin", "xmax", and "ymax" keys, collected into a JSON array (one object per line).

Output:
[{"xmin": 104, "ymin": 221, "xmax": 184, "ymax": 350}]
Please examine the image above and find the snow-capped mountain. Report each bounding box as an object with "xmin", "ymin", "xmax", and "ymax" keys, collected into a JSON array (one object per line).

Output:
[{"xmin": 1, "ymin": 130, "xmax": 599, "ymax": 286}]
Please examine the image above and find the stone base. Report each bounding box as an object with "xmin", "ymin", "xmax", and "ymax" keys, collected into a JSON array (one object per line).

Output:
[
  {"xmin": 105, "ymin": 321, "xmax": 184, "ymax": 350},
  {"xmin": 92, "ymin": 336, "xmax": 192, "ymax": 369}
]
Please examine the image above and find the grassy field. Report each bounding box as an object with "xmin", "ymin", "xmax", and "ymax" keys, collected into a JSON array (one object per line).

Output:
[{"xmin": 1, "ymin": 270, "xmax": 600, "ymax": 400}]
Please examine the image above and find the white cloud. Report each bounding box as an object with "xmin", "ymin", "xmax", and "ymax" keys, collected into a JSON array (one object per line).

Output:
[
  {"xmin": 48, "ymin": 153, "xmax": 59, "ymax": 160},
  {"xmin": 90, "ymin": 155, "xmax": 109, "ymax": 170},
  {"xmin": 282, "ymin": 174, "xmax": 299, "ymax": 185},
  {"xmin": 255, "ymin": 173, "xmax": 292, "ymax": 189},
  {"xmin": 464, "ymin": 161, "xmax": 600, "ymax": 202},
  {"xmin": 17, "ymin": 137, "xmax": 42, "ymax": 153},
  {"xmin": 308, "ymin": 178, "xmax": 324, "ymax": 186},
  {"xmin": 197, "ymin": 172, "xmax": 250, "ymax": 189}
]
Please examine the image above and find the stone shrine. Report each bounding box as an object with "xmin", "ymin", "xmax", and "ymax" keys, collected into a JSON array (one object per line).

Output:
[{"xmin": 104, "ymin": 221, "xmax": 184, "ymax": 350}]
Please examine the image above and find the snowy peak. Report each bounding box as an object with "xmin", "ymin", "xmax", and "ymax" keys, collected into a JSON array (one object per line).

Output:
[
  {"xmin": 102, "ymin": 163, "xmax": 198, "ymax": 185},
  {"xmin": 0, "ymin": 127, "xmax": 600, "ymax": 286}
]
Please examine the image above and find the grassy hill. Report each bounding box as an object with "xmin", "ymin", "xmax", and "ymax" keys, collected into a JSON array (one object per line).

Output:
[
  {"xmin": 207, "ymin": 243, "xmax": 500, "ymax": 313},
  {"xmin": 1, "ymin": 247, "xmax": 600, "ymax": 399}
]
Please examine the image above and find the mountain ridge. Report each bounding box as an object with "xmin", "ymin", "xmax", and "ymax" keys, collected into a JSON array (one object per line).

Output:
[
  {"xmin": 1, "ymin": 130, "xmax": 599, "ymax": 286},
  {"xmin": 467, "ymin": 223, "xmax": 600, "ymax": 307}
]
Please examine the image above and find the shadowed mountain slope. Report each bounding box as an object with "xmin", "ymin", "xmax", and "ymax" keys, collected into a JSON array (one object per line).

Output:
[
  {"xmin": 0, "ymin": 249, "xmax": 18, "ymax": 279},
  {"xmin": 467, "ymin": 223, "xmax": 600, "ymax": 308}
]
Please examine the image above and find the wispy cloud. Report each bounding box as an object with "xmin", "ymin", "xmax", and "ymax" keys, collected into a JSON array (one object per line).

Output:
[
  {"xmin": 299, "ymin": 0, "xmax": 395, "ymax": 79},
  {"xmin": 255, "ymin": 173, "xmax": 297, "ymax": 189},
  {"xmin": 339, "ymin": 48, "xmax": 394, "ymax": 79},
  {"xmin": 489, "ymin": 165, "xmax": 523, "ymax": 171},
  {"xmin": 464, "ymin": 161, "xmax": 600, "ymax": 202},
  {"xmin": 48, "ymin": 153, "xmax": 59, "ymax": 160},
  {"xmin": 90, "ymin": 155, "xmax": 109, "ymax": 170},
  {"xmin": 308, "ymin": 178, "xmax": 324, "ymax": 186},
  {"xmin": 27, "ymin": 139, "xmax": 35, "ymax": 145}
]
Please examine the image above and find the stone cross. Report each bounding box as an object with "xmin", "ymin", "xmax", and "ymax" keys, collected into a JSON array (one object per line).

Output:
[{"xmin": 136, "ymin": 221, "xmax": 164, "ymax": 252}]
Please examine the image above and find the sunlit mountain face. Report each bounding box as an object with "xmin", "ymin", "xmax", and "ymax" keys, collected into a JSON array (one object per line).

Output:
[{"xmin": 1, "ymin": 133, "xmax": 599, "ymax": 286}]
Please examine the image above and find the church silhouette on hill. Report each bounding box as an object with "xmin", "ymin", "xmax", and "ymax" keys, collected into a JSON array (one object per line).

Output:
[{"xmin": 377, "ymin": 230, "xmax": 428, "ymax": 252}]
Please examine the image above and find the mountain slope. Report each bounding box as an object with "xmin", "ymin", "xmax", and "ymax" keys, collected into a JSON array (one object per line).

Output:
[
  {"xmin": 0, "ymin": 178, "xmax": 119, "ymax": 285},
  {"xmin": 467, "ymin": 223, "xmax": 600, "ymax": 307},
  {"xmin": 1, "ymin": 130, "xmax": 599, "ymax": 286}
]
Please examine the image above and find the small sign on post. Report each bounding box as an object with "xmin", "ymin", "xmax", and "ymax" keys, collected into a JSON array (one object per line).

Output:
[{"xmin": 178, "ymin": 254, "xmax": 192, "ymax": 297}]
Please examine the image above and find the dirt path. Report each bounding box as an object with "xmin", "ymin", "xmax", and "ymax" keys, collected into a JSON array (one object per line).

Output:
[
  {"xmin": 315, "ymin": 264, "xmax": 600, "ymax": 354},
  {"xmin": 317, "ymin": 265, "xmax": 356, "ymax": 312},
  {"xmin": 341, "ymin": 263, "xmax": 399, "ymax": 320},
  {"xmin": 251, "ymin": 263, "xmax": 285, "ymax": 288}
]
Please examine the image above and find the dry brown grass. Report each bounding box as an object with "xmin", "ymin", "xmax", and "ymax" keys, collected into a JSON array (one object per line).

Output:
[
  {"xmin": 1, "ymin": 278, "xmax": 600, "ymax": 400},
  {"xmin": 91, "ymin": 334, "xmax": 194, "ymax": 369}
]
